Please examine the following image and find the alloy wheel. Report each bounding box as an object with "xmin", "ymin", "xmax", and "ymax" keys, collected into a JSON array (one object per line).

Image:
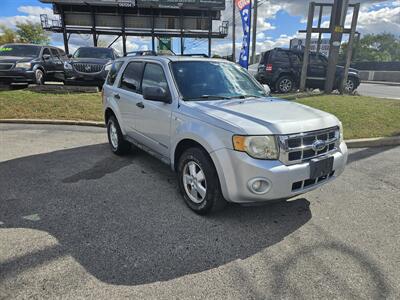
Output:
[{"xmin": 182, "ymin": 161, "xmax": 207, "ymax": 204}]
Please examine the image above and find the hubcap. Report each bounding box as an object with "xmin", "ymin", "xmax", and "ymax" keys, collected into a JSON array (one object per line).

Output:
[
  {"xmin": 36, "ymin": 71, "xmax": 43, "ymax": 84},
  {"xmin": 182, "ymin": 161, "xmax": 207, "ymax": 204},
  {"xmin": 109, "ymin": 122, "xmax": 118, "ymax": 149},
  {"xmin": 280, "ymin": 79, "xmax": 292, "ymax": 92},
  {"xmin": 345, "ymin": 79, "xmax": 354, "ymax": 93}
]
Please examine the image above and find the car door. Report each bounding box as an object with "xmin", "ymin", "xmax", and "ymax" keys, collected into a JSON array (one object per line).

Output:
[
  {"xmin": 307, "ymin": 53, "xmax": 327, "ymax": 88},
  {"xmin": 50, "ymin": 48, "xmax": 64, "ymax": 80},
  {"xmin": 114, "ymin": 61, "xmax": 144, "ymax": 138},
  {"xmin": 41, "ymin": 47, "xmax": 55, "ymax": 77},
  {"xmin": 135, "ymin": 62, "xmax": 173, "ymax": 158}
]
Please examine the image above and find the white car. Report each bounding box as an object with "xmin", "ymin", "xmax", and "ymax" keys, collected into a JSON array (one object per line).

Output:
[{"xmin": 102, "ymin": 56, "xmax": 348, "ymax": 214}]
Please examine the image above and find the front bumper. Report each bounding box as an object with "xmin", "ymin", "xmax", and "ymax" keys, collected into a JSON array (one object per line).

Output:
[
  {"xmin": 0, "ymin": 70, "xmax": 35, "ymax": 84},
  {"xmin": 65, "ymin": 69, "xmax": 107, "ymax": 86},
  {"xmin": 211, "ymin": 142, "xmax": 348, "ymax": 204}
]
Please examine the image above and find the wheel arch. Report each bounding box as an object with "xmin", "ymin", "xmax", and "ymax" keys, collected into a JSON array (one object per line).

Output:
[{"xmin": 173, "ymin": 138, "xmax": 211, "ymax": 172}]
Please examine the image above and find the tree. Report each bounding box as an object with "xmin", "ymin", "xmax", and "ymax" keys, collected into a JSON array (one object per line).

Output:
[
  {"xmin": 341, "ymin": 33, "xmax": 400, "ymax": 63},
  {"xmin": 0, "ymin": 25, "xmax": 18, "ymax": 45},
  {"xmin": 16, "ymin": 22, "xmax": 50, "ymax": 45}
]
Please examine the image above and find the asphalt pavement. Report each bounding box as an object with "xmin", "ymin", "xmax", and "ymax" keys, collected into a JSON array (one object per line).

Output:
[
  {"xmin": 0, "ymin": 124, "xmax": 399, "ymax": 299},
  {"xmin": 357, "ymin": 82, "xmax": 400, "ymax": 100}
]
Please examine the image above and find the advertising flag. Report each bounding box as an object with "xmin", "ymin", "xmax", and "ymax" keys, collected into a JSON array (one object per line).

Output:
[{"xmin": 236, "ymin": 0, "xmax": 252, "ymax": 69}]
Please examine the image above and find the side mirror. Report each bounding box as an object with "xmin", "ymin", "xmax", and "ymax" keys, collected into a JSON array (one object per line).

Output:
[
  {"xmin": 67, "ymin": 54, "xmax": 73, "ymax": 59},
  {"xmin": 143, "ymin": 86, "xmax": 171, "ymax": 103},
  {"xmin": 263, "ymin": 84, "xmax": 271, "ymax": 96},
  {"xmin": 43, "ymin": 54, "xmax": 51, "ymax": 60}
]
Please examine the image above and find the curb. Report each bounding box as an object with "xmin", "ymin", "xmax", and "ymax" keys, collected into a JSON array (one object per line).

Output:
[
  {"xmin": 0, "ymin": 119, "xmax": 105, "ymax": 128},
  {"xmin": 361, "ymin": 81, "xmax": 400, "ymax": 87},
  {"xmin": 1, "ymin": 119, "xmax": 399, "ymax": 149}
]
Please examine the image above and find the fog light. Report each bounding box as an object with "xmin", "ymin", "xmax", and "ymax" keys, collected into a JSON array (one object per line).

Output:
[{"xmin": 248, "ymin": 178, "xmax": 271, "ymax": 195}]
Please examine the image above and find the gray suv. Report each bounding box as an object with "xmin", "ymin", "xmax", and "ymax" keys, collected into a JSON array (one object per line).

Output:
[{"xmin": 103, "ymin": 56, "xmax": 348, "ymax": 214}]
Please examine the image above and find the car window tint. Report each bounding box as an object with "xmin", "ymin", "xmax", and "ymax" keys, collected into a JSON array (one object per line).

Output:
[
  {"xmin": 50, "ymin": 48, "xmax": 60, "ymax": 58},
  {"xmin": 120, "ymin": 61, "xmax": 144, "ymax": 93},
  {"xmin": 272, "ymin": 51, "xmax": 289, "ymax": 63},
  {"xmin": 106, "ymin": 61, "xmax": 124, "ymax": 86},
  {"xmin": 142, "ymin": 63, "xmax": 169, "ymax": 93},
  {"xmin": 310, "ymin": 54, "xmax": 325, "ymax": 64},
  {"xmin": 290, "ymin": 53, "xmax": 301, "ymax": 65},
  {"xmin": 260, "ymin": 51, "xmax": 270, "ymax": 64},
  {"xmin": 58, "ymin": 49, "xmax": 67, "ymax": 59},
  {"xmin": 42, "ymin": 48, "xmax": 51, "ymax": 56}
]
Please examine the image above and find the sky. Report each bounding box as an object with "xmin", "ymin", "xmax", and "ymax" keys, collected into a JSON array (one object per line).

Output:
[{"xmin": 0, "ymin": 0, "xmax": 399, "ymax": 57}]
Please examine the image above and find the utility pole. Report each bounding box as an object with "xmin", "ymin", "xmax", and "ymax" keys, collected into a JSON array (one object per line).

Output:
[
  {"xmin": 251, "ymin": 0, "xmax": 258, "ymax": 64},
  {"xmin": 325, "ymin": 0, "xmax": 349, "ymax": 93},
  {"xmin": 232, "ymin": 0, "xmax": 236, "ymax": 62}
]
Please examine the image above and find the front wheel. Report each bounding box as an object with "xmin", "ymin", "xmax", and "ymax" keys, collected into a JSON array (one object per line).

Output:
[
  {"xmin": 178, "ymin": 148, "xmax": 226, "ymax": 214},
  {"xmin": 344, "ymin": 77, "xmax": 357, "ymax": 93},
  {"xmin": 107, "ymin": 115, "xmax": 131, "ymax": 155},
  {"xmin": 276, "ymin": 76, "xmax": 294, "ymax": 93},
  {"xmin": 35, "ymin": 69, "xmax": 45, "ymax": 85}
]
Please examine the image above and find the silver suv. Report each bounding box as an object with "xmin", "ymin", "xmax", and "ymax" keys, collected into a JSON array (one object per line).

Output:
[{"xmin": 103, "ymin": 56, "xmax": 348, "ymax": 214}]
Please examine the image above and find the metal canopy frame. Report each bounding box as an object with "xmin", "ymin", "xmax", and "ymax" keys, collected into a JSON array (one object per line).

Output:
[
  {"xmin": 40, "ymin": 2, "xmax": 229, "ymax": 56},
  {"xmin": 299, "ymin": 1, "xmax": 360, "ymax": 93}
]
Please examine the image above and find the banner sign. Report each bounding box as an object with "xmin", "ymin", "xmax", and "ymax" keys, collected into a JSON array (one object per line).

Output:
[{"xmin": 236, "ymin": 0, "xmax": 252, "ymax": 69}]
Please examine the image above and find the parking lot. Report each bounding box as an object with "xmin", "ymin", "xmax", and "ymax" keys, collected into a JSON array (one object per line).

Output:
[{"xmin": 0, "ymin": 124, "xmax": 399, "ymax": 299}]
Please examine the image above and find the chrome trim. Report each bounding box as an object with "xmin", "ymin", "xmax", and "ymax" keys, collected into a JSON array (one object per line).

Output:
[
  {"xmin": 73, "ymin": 63, "xmax": 104, "ymax": 75},
  {"xmin": 278, "ymin": 127, "xmax": 340, "ymax": 165}
]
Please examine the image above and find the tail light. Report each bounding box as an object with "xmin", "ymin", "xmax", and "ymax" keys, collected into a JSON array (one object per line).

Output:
[{"xmin": 266, "ymin": 64, "xmax": 273, "ymax": 72}]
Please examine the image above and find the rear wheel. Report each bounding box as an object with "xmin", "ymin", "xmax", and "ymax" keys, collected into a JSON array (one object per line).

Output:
[
  {"xmin": 276, "ymin": 76, "xmax": 294, "ymax": 93},
  {"xmin": 107, "ymin": 115, "xmax": 130, "ymax": 155},
  {"xmin": 344, "ymin": 77, "xmax": 357, "ymax": 93},
  {"xmin": 178, "ymin": 148, "xmax": 226, "ymax": 214}
]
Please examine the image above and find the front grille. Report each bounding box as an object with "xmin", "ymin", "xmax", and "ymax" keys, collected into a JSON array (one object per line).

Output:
[
  {"xmin": 73, "ymin": 63, "xmax": 103, "ymax": 74},
  {"xmin": 0, "ymin": 63, "xmax": 14, "ymax": 71},
  {"xmin": 292, "ymin": 171, "xmax": 335, "ymax": 191},
  {"xmin": 278, "ymin": 127, "xmax": 340, "ymax": 165}
]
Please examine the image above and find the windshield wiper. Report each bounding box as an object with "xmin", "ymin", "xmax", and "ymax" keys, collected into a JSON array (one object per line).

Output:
[
  {"xmin": 229, "ymin": 94, "xmax": 262, "ymax": 99},
  {"xmin": 184, "ymin": 95, "xmax": 231, "ymax": 101}
]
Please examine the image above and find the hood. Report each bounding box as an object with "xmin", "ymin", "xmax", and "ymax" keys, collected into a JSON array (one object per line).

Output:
[
  {"xmin": 0, "ymin": 56, "xmax": 33, "ymax": 63},
  {"xmin": 184, "ymin": 97, "xmax": 340, "ymax": 135},
  {"xmin": 70, "ymin": 57, "xmax": 111, "ymax": 65}
]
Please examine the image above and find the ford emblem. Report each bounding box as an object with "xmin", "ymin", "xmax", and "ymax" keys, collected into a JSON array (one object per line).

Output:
[{"xmin": 312, "ymin": 140, "xmax": 326, "ymax": 151}]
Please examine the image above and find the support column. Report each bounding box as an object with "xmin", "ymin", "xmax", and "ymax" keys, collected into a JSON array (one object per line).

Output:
[
  {"xmin": 251, "ymin": 0, "xmax": 258, "ymax": 64},
  {"xmin": 91, "ymin": 7, "xmax": 97, "ymax": 47},
  {"xmin": 60, "ymin": 8, "xmax": 69, "ymax": 54},
  {"xmin": 208, "ymin": 11, "xmax": 212, "ymax": 57},
  {"xmin": 121, "ymin": 9, "xmax": 127, "ymax": 56},
  {"xmin": 232, "ymin": 0, "xmax": 236, "ymax": 62},
  {"xmin": 151, "ymin": 10, "xmax": 156, "ymax": 52},
  {"xmin": 180, "ymin": 8, "xmax": 184, "ymax": 55},
  {"xmin": 300, "ymin": 2, "xmax": 315, "ymax": 92}
]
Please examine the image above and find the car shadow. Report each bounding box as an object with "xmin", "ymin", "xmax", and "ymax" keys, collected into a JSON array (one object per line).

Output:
[{"xmin": 0, "ymin": 144, "xmax": 311, "ymax": 286}]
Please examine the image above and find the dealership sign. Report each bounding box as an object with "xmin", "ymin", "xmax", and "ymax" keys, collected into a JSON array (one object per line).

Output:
[{"xmin": 236, "ymin": 0, "xmax": 251, "ymax": 69}]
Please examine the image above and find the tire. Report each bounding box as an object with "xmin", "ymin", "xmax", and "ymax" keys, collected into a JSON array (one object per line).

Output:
[
  {"xmin": 344, "ymin": 77, "xmax": 357, "ymax": 93},
  {"xmin": 35, "ymin": 69, "xmax": 45, "ymax": 85},
  {"xmin": 178, "ymin": 147, "xmax": 226, "ymax": 214},
  {"xmin": 107, "ymin": 115, "xmax": 131, "ymax": 155},
  {"xmin": 275, "ymin": 76, "xmax": 294, "ymax": 94}
]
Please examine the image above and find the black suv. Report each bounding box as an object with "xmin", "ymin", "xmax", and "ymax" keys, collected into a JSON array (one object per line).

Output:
[
  {"xmin": 255, "ymin": 48, "xmax": 360, "ymax": 93},
  {"xmin": 0, "ymin": 44, "xmax": 67, "ymax": 86},
  {"xmin": 64, "ymin": 47, "xmax": 119, "ymax": 88}
]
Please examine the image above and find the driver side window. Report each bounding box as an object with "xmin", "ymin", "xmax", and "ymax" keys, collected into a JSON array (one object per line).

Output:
[{"xmin": 142, "ymin": 63, "xmax": 169, "ymax": 94}]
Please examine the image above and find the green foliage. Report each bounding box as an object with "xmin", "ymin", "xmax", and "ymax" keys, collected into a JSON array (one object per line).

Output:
[
  {"xmin": 0, "ymin": 25, "xmax": 18, "ymax": 45},
  {"xmin": 341, "ymin": 33, "xmax": 400, "ymax": 63},
  {"xmin": 16, "ymin": 22, "xmax": 50, "ymax": 45}
]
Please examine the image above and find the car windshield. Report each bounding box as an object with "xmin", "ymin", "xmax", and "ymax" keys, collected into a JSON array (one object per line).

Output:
[
  {"xmin": 171, "ymin": 61, "xmax": 267, "ymax": 101},
  {"xmin": 74, "ymin": 48, "xmax": 114, "ymax": 59},
  {"xmin": 0, "ymin": 45, "xmax": 41, "ymax": 58}
]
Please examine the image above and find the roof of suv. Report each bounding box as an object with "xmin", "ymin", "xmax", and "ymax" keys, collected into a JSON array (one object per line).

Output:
[{"xmin": 121, "ymin": 55, "xmax": 231, "ymax": 64}]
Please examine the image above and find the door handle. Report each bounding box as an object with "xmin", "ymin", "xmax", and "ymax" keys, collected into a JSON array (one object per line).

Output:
[
  {"xmin": 114, "ymin": 93, "xmax": 120, "ymax": 100},
  {"xmin": 136, "ymin": 102, "xmax": 145, "ymax": 109}
]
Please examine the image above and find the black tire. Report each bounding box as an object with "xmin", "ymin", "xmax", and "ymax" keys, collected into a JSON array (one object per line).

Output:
[
  {"xmin": 344, "ymin": 77, "xmax": 357, "ymax": 93},
  {"xmin": 178, "ymin": 147, "xmax": 226, "ymax": 215},
  {"xmin": 35, "ymin": 69, "xmax": 45, "ymax": 85},
  {"xmin": 275, "ymin": 75, "xmax": 294, "ymax": 94},
  {"xmin": 107, "ymin": 115, "xmax": 131, "ymax": 155}
]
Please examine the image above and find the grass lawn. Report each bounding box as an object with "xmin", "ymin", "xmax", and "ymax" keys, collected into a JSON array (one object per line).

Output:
[{"xmin": 0, "ymin": 90, "xmax": 399, "ymax": 139}]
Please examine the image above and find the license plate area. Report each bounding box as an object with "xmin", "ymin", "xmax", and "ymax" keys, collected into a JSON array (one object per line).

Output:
[{"xmin": 310, "ymin": 156, "xmax": 334, "ymax": 180}]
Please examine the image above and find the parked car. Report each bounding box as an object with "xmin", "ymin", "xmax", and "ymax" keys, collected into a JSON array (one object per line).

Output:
[
  {"xmin": 0, "ymin": 43, "xmax": 67, "ymax": 86},
  {"xmin": 102, "ymin": 56, "xmax": 348, "ymax": 214},
  {"xmin": 64, "ymin": 47, "xmax": 119, "ymax": 88},
  {"xmin": 255, "ymin": 48, "xmax": 360, "ymax": 93}
]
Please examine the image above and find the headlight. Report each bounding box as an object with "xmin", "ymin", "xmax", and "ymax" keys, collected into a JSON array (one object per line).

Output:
[
  {"xmin": 15, "ymin": 62, "xmax": 31, "ymax": 69},
  {"xmin": 64, "ymin": 62, "xmax": 73, "ymax": 70},
  {"xmin": 104, "ymin": 63, "xmax": 112, "ymax": 72},
  {"xmin": 233, "ymin": 135, "xmax": 279, "ymax": 160}
]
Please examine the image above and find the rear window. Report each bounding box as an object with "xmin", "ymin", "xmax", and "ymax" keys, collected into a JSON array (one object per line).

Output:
[
  {"xmin": 106, "ymin": 61, "xmax": 124, "ymax": 86},
  {"xmin": 259, "ymin": 51, "xmax": 270, "ymax": 64},
  {"xmin": 119, "ymin": 61, "xmax": 144, "ymax": 93}
]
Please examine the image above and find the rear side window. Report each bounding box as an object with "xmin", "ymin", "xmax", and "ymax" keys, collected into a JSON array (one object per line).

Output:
[
  {"xmin": 272, "ymin": 51, "xmax": 289, "ymax": 63},
  {"xmin": 106, "ymin": 61, "xmax": 124, "ymax": 86},
  {"xmin": 58, "ymin": 49, "xmax": 67, "ymax": 59},
  {"xmin": 259, "ymin": 51, "xmax": 270, "ymax": 64},
  {"xmin": 119, "ymin": 61, "xmax": 144, "ymax": 93},
  {"xmin": 50, "ymin": 48, "xmax": 59, "ymax": 58},
  {"xmin": 289, "ymin": 52, "xmax": 301, "ymax": 65}
]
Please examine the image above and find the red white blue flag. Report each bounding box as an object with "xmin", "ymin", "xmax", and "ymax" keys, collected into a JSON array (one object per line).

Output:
[{"xmin": 236, "ymin": 0, "xmax": 252, "ymax": 69}]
